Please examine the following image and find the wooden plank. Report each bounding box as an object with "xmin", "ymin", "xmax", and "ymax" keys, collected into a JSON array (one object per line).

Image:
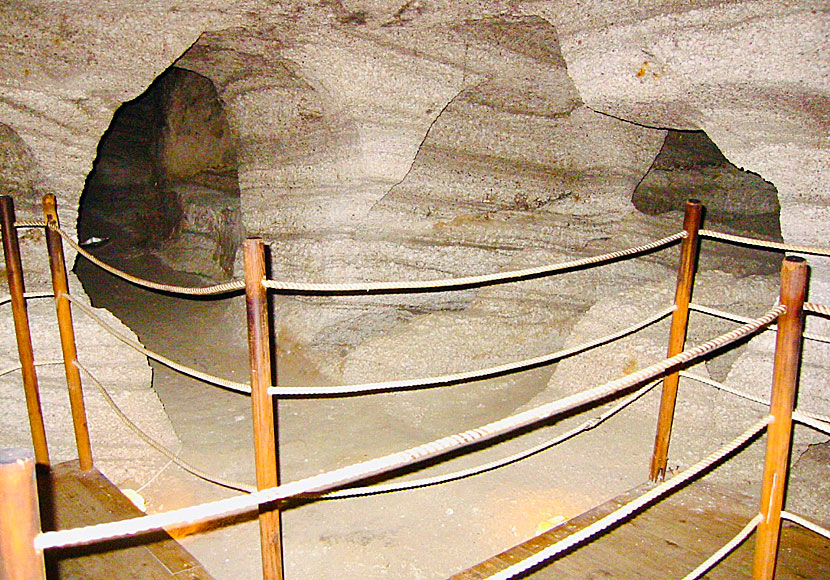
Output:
[
  {"xmin": 39, "ymin": 461, "xmax": 213, "ymax": 580},
  {"xmin": 449, "ymin": 481, "xmax": 830, "ymax": 579}
]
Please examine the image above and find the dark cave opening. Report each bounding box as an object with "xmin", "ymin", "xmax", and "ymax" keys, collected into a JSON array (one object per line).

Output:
[
  {"xmin": 633, "ymin": 129, "xmax": 783, "ymax": 241},
  {"xmin": 76, "ymin": 66, "xmax": 242, "ymax": 281}
]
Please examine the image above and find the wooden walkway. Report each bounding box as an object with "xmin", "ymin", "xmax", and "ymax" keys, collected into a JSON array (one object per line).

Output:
[
  {"xmin": 450, "ymin": 481, "xmax": 830, "ymax": 579},
  {"xmin": 38, "ymin": 461, "xmax": 213, "ymax": 580}
]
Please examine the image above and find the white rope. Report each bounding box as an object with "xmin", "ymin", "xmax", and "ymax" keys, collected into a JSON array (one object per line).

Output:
[
  {"xmin": 792, "ymin": 411, "xmax": 830, "ymax": 436},
  {"xmin": 65, "ymin": 293, "xmax": 251, "ymax": 394},
  {"xmin": 781, "ymin": 511, "xmax": 830, "ymax": 541},
  {"xmin": 74, "ymin": 360, "xmax": 255, "ymax": 493},
  {"xmin": 50, "ymin": 224, "xmax": 245, "ymax": 296},
  {"xmin": 679, "ymin": 371, "xmax": 769, "ymax": 406},
  {"xmin": 480, "ymin": 417, "xmax": 772, "ymax": 580},
  {"xmin": 806, "ymin": 302, "xmax": 830, "ymax": 317},
  {"xmin": 268, "ymin": 306, "xmax": 675, "ymax": 397},
  {"xmin": 0, "ymin": 291, "xmax": 53, "ymax": 306},
  {"xmin": 323, "ymin": 380, "xmax": 660, "ymax": 499},
  {"xmin": 683, "ymin": 373, "xmax": 830, "ymax": 428},
  {"xmin": 699, "ymin": 229, "xmax": 830, "ymax": 256},
  {"xmin": 33, "ymin": 310, "xmax": 782, "ymax": 551},
  {"xmin": 678, "ymin": 513, "xmax": 762, "ymax": 580},
  {"xmin": 689, "ymin": 303, "xmax": 830, "ymax": 344},
  {"xmin": 263, "ymin": 233, "xmax": 686, "ymax": 294}
]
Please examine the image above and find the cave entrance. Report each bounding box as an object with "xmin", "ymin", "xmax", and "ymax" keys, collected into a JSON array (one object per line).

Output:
[{"xmin": 76, "ymin": 66, "xmax": 241, "ymax": 282}]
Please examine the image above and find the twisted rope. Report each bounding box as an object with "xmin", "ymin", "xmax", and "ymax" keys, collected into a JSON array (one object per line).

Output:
[
  {"xmin": 679, "ymin": 371, "xmax": 769, "ymax": 406},
  {"xmin": 681, "ymin": 373, "xmax": 830, "ymax": 428},
  {"xmin": 49, "ymin": 224, "xmax": 245, "ymax": 296},
  {"xmin": 690, "ymin": 303, "xmax": 830, "ymax": 344},
  {"xmin": 678, "ymin": 514, "xmax": 762, "ymax": 580},
  {"xmin": 33, "ymin": 308, "xmax": 782, "ymax": 550},
  {"xmin": 74, "ymin": 360, "xmax": 254, "ymax": 493},
  {"xmin": 699, "ymin": 230, "xmax": 830, "ymax": 256},
  {"xmin": 781, "ymin": 511, "xmax": 830, "ymax": 541},
  {"xmin": 805, "ymin": 302, "xmax": 830, "ymax": 317},
  {"xmin": 480, "ymin": 417, "xmax": 772, "ymax": 580},
  {"xmin": 65, "ymin": 293, "xmax": 251, "ymax": 394},
  {"xmin": 792, "ymin": 411, "xmax": 830, "ymax": 436},
  {"xmin": 322, "ymin": 380, "xmax": 660, "ymax": 499},
  {"xmin": 12, "ymin": 220, "xmax": 46, "ymax": 228},
  {"xmin": 263, "ymin": 233, "xmax": 686, "ymax": 294},
  {"xmin": 268, "ymin": 306, "xmax": 675, "ymax": 397}
]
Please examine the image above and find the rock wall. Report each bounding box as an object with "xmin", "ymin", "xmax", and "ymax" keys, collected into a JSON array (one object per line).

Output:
[{"xmin": 0, "ymin": 0, "xmax": 827, "ymax": 517}]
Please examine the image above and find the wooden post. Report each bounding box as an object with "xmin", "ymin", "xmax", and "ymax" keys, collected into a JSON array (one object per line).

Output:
[
  {"xmin": 243, "ymin": 238, "xmax": 283, "ymax": 580},
  {"xmin": 41, "ymin": 194, "xmax": 92, "ymax": 471},
  {"xmin": 0, "ymin": 448, "xmax": 46, "ymax": 580},
  {"xmin": 752, "ymin": 256, "xmax": 808, "ymax": 580},
  {"xmin": 1, "ymin": 197, "xmax": 49, "ymax": 466},
  {"xmin": 649, "ymin": 199, "xmax": 703, "ymax": 481}
]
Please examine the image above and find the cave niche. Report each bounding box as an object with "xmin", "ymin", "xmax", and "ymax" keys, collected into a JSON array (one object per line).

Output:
[
  {"xmin": 633, "ymin": 130, "xmax": 782, "ymax": 240},
  {"xmin": 76, "ymin": 66, "xmax": 242, "ymax": 280}
]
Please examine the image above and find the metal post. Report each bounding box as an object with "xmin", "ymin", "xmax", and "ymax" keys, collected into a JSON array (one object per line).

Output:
[
  {"xmin": 41, "ymin": 194, "xmax": 92, "ymax": 471},
  {"xmin": 650, "ymin": 199, "xmax": 703, "ymax": 481},
  {"xmin": 243, "ymin": 238, "xmax": 283, "ymax": 580},
  {"xmin": 0, "ymin": 448, "xmax": 46, "ymax": 580},
  {"xmin": 752, "ymin": 256, "xmax": 808, "ymax": 580},
  {"xmin": 1, "ymin": 197, "xmax": 49, "ymax": 466}
]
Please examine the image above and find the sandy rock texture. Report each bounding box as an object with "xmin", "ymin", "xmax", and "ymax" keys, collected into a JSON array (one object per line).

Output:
[{"xmin": 0, "ymin": 0, "xmax": 828, "ymax": 577}]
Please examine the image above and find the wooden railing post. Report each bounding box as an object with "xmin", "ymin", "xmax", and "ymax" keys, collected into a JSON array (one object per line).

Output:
[
  {"xmin": 752, "ymin": 256, "xmax": 808, "ymax": 580},
  {"xmin": 0, "ymin": 448, "xmax": 46, "ymax": 580},
  {"xmin": 243, "ymin": 238, "xmax": 283, "ymax": 580},
  {"xmin": 1, "ymin": 197, "xmax": 49, "ymax": 466},
  {"xmin": 41, "ymin": 194, "xmax": 92, "ymax": 471},
  {"xmin": 650, "ymin": 199, "xmax": 703, "ymax": 481}
]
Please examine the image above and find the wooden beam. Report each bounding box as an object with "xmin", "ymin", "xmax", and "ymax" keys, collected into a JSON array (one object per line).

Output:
[
  {"xmin": 650, "ymin": 199, "xmax": 703, "ymax": 481},
  {"xmin": 1, "ymin": 197, "xmax": 49, "ymax": 466},
  {"xmin": 752, "ymin": 256, "xmax": 808, "ymax": 580},
  {"xmin": 42, "ymin": 195, "xmax": 92, "ymax": 471},
  {"xmin": 243, "ymin": 238, "xmax": 283, "ymax": 580}
]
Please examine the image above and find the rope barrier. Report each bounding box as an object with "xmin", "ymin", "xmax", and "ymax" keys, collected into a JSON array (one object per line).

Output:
[
  {"xmin": 679, "ymin": 371, "xmax": 769, "ymax": 406},
  {"xmin": 479, "ymin": 417, "xmax": 772, "ymax": 580},
  {"xmin": 689, "ymin": 303, "xmax": 830, "ymax": 344},
  {"xmin": 65, "ymin": 293, "xmax": 252, "ymax": 394},
  {"xmin": 12, "ymin": 220, "xmax": 46, "ymax": 229},
  {"xmin": 32, "ymin": 308, "xmax": 783, "ymax": 551},
  {"xmin": 268, "ymin": 306, "xmax": 675, "ymax": 397},
  {"xmin": 0, "ymin": 291, "xmax": 53, "ymax": 306},
  {"xmin": 678, "ymin": 514, "xmax": 762, "ymax": 580},
  {"xmin": 805, "ymin": 302, "xmax": 830, "ymax": 317},
  {"xmin": 49, "ymin": 224, "xmax": 245, "ymax": 296},
  {"xmin": 262, "ymin": 233, "xmax": 686, "ymax": 294},
  {"xmin": 792, "ymin": 411, "xmax": 830, "ymax": 436},
  {"xmin": 781, "ymin": 511, "xmax": 830, "ymax": 541},
  {"xmin": 322, "ymin": 380, "xmax": 660, "ymax": 499},
  {"xmin": 699, "ymin": 229, "xmax": 830, "ymax": 256},
  {"xmin": 74, "ymin": 360, "xmax": 255, "ymax": 493},
  {"xmin": 682, "ymin": 372, "xmax": 830, "ymax": 427}
]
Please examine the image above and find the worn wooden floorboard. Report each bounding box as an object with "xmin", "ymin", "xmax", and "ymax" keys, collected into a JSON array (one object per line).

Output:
[
  {"xmin": 38, "ymin": 460, "xmax": 213, "ymax": 580},
  {"xmin": 449, "ymin": 481, "xmax": 830, "ymax": 579}
]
